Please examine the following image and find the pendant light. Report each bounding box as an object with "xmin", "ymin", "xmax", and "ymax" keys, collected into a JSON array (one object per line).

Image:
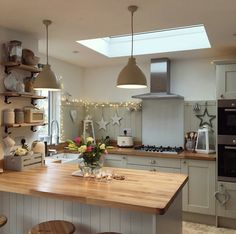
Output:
[
  {"xmin": 34, "ymin": 19, "xmax": 61, "ymax": 91},
  {"xmin": 116, "ymin": 5, "xmax": 147, "ymax": 89}
]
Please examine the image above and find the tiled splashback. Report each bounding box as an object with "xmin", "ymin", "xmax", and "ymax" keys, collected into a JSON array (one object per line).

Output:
[{"xmin": 61, "ymin": 100, "xmax": 216, "ymax": 143}]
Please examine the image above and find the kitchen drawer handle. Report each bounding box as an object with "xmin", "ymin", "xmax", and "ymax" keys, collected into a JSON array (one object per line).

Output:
[
  {"xmin": 225, "ymin": 146, "xmax": 236, "ymax": 150},
  {"xmin": 150, "ymin": 160, "xmax": 156, "ymax": 164},
  {"xmin": 150, "ymin": 168, "xmax": 157, "ymax": 172},
  {"xmin": 225, "ymin": 109, "xmax": 236, "ymax": 112}
]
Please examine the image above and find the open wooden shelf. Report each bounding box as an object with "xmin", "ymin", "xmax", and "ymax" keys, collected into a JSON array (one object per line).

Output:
[
  {"xmin": 2, "ymin": 62, "xmax": 41, "ymax": 73},
  {"xmin": 2, "ymin": 122, "xmax": 47, "ymax": 134},
  {"xmin": 0, "ymin": 92, "xmax": 46, "ymax": 105}
]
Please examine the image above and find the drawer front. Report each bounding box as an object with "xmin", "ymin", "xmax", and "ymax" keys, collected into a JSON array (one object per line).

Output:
[
  {"xmin": 127, "ymin": 156, "xmax": 180, "ymax": 168},
  {"xmin": 127, "ymin": 156, "xmax": 157, "ymax": 166},
  {"xmin": 157, "ymin": 167, "xmax": 180, "ymax": 174},
  {"xmin": 157, "ymin": 158, "xmax": 181, "ymax": 168},
  {"xmin": 105, "ymin": 154, "xmax": 123, "ymax": 160}
]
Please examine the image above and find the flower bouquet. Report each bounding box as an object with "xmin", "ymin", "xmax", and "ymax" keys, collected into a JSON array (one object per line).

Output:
[{"xmin": 67, "ymin": 136, "xmax": 107, "ymax": 175}]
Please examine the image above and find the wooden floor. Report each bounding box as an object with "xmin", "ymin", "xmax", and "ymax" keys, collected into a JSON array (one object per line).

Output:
[{"xmin": 183, "ymin": 222, "xmax": 236, "ymax": 234}]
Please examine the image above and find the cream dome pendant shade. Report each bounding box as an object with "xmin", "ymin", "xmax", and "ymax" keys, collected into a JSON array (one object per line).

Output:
[
  {"xmin": 117, "ymin": 57, "xmax": 147, "ymax": 88},
  {"xmin": 116, "ymin": 5, "xmax": 147, "ymax": 89},
  {"xmin": 34, "ymin": 19, "xmax": 61, "ymax": 91}
]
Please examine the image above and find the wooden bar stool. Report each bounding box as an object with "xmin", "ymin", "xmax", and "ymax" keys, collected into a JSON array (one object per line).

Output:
[
  {"xmin": 0, "ymin": 215, "xmax": 7, "ymax": 228},
  {"xmin": 29, "ymin": 220, "xmax": 75, "ymax": 234}
]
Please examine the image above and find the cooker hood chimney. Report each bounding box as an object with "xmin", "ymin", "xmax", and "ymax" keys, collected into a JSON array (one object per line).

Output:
[{"xmin": 132, "ymin": 58, "xmax": 183, "ymax": 99}]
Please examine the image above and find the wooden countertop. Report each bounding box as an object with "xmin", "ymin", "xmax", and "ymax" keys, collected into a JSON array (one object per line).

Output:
[
  {"xmin": 107, "ymin": 147, "xmax": 216, "ymax": 161},
  {"xmin": 0, "ymin": 164, "xmax": 187, "ymax": 215}
]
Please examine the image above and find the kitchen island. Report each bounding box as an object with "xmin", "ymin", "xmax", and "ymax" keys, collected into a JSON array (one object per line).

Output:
[{"xmin": 0, "ymin": 164, "xmax": 187, "ymax": 234}]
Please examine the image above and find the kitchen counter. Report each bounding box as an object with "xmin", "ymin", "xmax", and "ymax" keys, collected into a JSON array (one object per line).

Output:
[
  {"xmin": 0, "ymin": 164, "xmax": 187, "ymax": 234},
  {"xmin": 107, "ymin": 147, "xmax": 216, "ymax": 161},
  {"xmin": 0, "ymin": 164, "xmax": 187, "ymax": 214}
]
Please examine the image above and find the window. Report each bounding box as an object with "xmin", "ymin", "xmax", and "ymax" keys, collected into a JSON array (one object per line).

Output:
[
  {"xmin": 77, "ymin": 24, "xmax": 211, "ymax": 57},
  {"xmin": 37, "ymin": 91, "xmax": 61, "ymax": 143}
]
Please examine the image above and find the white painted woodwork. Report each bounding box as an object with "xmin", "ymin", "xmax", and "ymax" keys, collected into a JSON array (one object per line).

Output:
[
  {"xmin": 142, "ymin": 99, "xmax": 184, "ymax": 147},
  {"xmin": 216, "ymin": 63, "xmax": 236, "ymax": 99},
  {"xmin": 0, "ymin": 191, "xmax": 182, "ymax": 234},
  {"xmin": 104, "ymin": 154, "xmax": 181, "ymax": 173},
  {"xmin": 103, "ymin": 154, "xmax": 126, "ymax": 168},
  {"xmin": 181, "ymin": 159, "xmax": 216, "ymax": 215},
  {"xmin": 216, "ymin": 182, "xmax": 236, "ymax": 219}
]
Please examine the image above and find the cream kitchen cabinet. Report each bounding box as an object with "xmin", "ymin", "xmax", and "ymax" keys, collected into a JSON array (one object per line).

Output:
[
  {"xmin": 181, "ymin": 159, "xmax": 216, "ymax": 215},
  {"xmin": 104, "ymin": 154, "xmax": 126, "ymax": 168},
  {"xmin": 215, "ymin": 61, "xmax": 236, "ymax": 99},
  {"xmin": 216, "ymin": 182, "xmax": 236, "ymax": 219},
  {"xmin": 126, "ymin": 155, "xmax": 181, "ymax": 173},
  {"xmin": 104, "ymin": 154, "xmax": 181, "ymax": 173}
]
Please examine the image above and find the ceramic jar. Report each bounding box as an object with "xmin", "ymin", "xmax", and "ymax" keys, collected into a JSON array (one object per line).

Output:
[
  {"xmin": 3, "ymin": 109, "xmax": 15, "ymax": 125},
  {"xmin": 14, "ymin": 109, "xmax": 24, "ymax": 124},
  {"xmin": 8, "ymin": 40, "xmax": 22, "ymax": 63}
]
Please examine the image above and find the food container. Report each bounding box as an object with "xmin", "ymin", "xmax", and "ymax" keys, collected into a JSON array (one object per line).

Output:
[
  {"xmin": 117, "ymin": 136, "xmax": 134, "ymax": 148},
  {"xmin": 8, "ymin": 40, "xmax": 22, "ymax": 63},
  {"xmin": 14, "ymin": 109, "xmax": 24, "ymax": 124},
  {"xmin": 31, "ymin": 141, "xmax": 45, "ymax": 163},
  {"xmin": 3, "ymin": 109, "xmax": 15, "ymax": 125},
  {"xmin": 24, "ymin": 108, "xmax": 44, "ymax": 123}
]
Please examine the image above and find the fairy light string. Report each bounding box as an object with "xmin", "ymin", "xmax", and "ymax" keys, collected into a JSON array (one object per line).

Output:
[{"xmin": 60, "ymin": 97, "xmax": 142, "ymax": 141}]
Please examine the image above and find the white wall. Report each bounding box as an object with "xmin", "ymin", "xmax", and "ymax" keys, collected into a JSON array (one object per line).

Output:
[
  {"xmin": 38, "ymin": 54, "xmax": 84, "ymax": 99},
  {"xmin": 82, "ymin": 62, "xmax": 150, "ymax": 102},
  {"xmin": 171, "ymin": 58, "xmax": 216, "ymax": 101},
  {"xmin": 82, "ymin": 57, "xmax": 216, "ymax": 101}
]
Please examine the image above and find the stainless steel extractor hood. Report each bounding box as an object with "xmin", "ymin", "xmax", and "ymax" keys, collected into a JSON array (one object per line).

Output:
[{"xmin": 132, "ymin": 58, "xmax": 184, "ymax": 99}]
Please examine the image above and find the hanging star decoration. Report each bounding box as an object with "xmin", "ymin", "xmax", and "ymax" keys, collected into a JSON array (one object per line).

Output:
[
  {"xmin": 96, "ymin": 117, "xmax": 109, "ymax": 131},
  {"xmin": 196, "ymin": 107, "xmax": 216, "ymax": 128},
  {"xmin": 111, "ymin": 112, "xmax": 122, "ymax": 126}
]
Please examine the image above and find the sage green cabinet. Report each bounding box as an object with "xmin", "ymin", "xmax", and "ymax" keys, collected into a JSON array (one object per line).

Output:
[
  {"xmin": 216, "ymin": 182, "xmax": 236, "ymax": 219},
  {"xmin": 216, "ymin": 62, "xmax": 236, "ymax": 99},
  {"xmin": 103, "ymin": 154, "xmax": 126, "ymax": 168},
  {"xmin": 104, "ymin": 154, "xmax": 181, "ymax": 173},
  {"xmin": 181, "ymin": 159, "xmax": 216, "ymax": 215}
]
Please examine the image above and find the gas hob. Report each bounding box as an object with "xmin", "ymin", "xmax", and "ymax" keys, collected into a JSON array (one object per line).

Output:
[{"xmin": 134, "ymin": 145, "xmax": 183, "ymax": 154}]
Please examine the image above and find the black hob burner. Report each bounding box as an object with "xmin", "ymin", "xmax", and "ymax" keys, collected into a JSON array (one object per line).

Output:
[{"xmin": 134, "ymin": 145, "xmax": 183, "ymax": 154}]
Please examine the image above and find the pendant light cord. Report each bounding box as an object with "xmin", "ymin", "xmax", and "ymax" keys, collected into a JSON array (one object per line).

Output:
[
  {"xmin": 131, "ymin": 10, "xmax": 134, "ymax": 58},
  {"xmin": 46, "ymin": 23, "xmax": 49, "ymax": 65},
  {"xmin": 43, "ymin": 19, "xmax": 52, "ymax": 65}
]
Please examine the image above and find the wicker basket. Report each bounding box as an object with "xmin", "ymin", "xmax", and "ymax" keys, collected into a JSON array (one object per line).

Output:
[{"xmin": 4, "ymin": 153, "xmax": 43, "ymax": 171}]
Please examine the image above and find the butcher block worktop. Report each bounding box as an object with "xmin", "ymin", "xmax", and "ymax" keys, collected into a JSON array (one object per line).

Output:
[
  {"xmin": 0, "ymin": 164, "xmax": 187, "ymax": 214},
  {"xmin": 107, "ymin": 147, "xmax": 216, "ymax": 161}
]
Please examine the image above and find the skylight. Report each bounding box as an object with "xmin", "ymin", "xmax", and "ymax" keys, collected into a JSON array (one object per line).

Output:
[{"xmin": 76, "ymin": 25, "xmax": 211, "ymax": 57}]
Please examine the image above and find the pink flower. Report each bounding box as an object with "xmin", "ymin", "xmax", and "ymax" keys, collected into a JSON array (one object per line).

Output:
[
  {"xmin": 104, "ymin": 149, "xmax": 108, "ymax": 154},
  {"xmin": 74, "ymin": 137, "xmax": 81, "ymax": 145},
  {"xmin": 86, "ymin": 145, "xmax": 93, "ymax": 152}
]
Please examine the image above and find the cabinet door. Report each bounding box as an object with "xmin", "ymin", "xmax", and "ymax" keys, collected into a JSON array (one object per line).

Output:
[
  {"xmin": 181, "ymin": 159, "xmax": 216, "ymax": 215},
  {"xmin": 216, "ymin": 64, "xmax": 236, "ymax": 99},
  {"xmin": 216, "ymin": 182, "xmax": 236, "ymax": 218},
  {"xmin": 104, "ymin": 154, "xmax": 126, "ymax": 168}
]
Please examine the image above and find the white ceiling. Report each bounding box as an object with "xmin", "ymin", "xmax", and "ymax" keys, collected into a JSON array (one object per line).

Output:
[{"xmin": 0, "ymin": 0, "xmax": 236, "ymax": 67}]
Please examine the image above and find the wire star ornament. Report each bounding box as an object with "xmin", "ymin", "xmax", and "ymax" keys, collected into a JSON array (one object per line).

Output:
[
  {"xmin": 111, "ymin": 112, "xmax": 122, "ymax": 125},
  {"xmin": 196, "ymin": 107, "xmax": 216, "ymax": 128},
  {"xmin": 96, "ymin": 117, "xmax": 109, "ymax": 131}
]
